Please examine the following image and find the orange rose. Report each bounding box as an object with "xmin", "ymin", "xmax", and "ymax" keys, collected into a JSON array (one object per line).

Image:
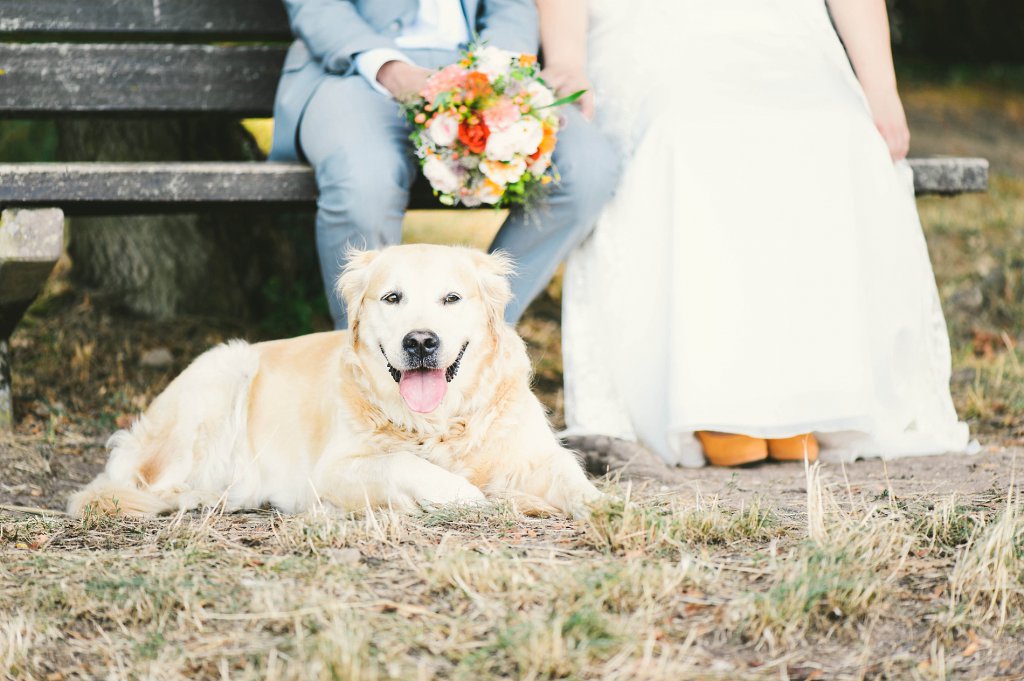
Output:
[{"xmin": 458, "ymin": 119, "xmax": 490, "ymax": 154}]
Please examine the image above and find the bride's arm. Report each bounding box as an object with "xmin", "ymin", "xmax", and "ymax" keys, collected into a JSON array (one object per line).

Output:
[
  {"xmin": 536, "ymin": 0, "xmax": 594, "ymax": 119},
  {"xmin": 828, "ymin": 0, "xmax": 910, "ymax": 160}
]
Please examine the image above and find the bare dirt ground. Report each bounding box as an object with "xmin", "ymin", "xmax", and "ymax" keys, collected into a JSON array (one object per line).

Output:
[{"xmin": 3, "ymin": 82, "xmax": 1024, "ymax": 680}]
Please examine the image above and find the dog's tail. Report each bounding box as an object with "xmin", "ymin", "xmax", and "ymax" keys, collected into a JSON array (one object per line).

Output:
[
  {"xmin": 67, "ymin": 474, "xmax": 175, "ymax": 517},
  {"xmin": 66, "ymin": 425, "xmax": 176, "ymax": 517}
]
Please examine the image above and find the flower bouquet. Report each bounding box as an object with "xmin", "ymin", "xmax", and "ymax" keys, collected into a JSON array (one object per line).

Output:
[{"xmin": 403, "ymin": 45, "xmax": 582, "ymax": 208}]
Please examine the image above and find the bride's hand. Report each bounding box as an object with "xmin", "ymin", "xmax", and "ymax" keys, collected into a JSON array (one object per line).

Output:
[
  {"xmin": 540, "ymin": 64, "xmax": 595, "ymax": 120},
  {"xmin": 864, "ymin": 86, "xmax": 910, "ymax": 161}
]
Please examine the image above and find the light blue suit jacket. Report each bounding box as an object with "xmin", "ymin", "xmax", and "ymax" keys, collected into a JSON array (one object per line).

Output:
[{"xmin": 268, "ymin": 0, "xmax": 539, "ymax": 161}]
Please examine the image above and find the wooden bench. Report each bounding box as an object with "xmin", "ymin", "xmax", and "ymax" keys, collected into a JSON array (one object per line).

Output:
[{"xmin": 0, "ymin": 0, "xmax": 992, "ymax": 428}]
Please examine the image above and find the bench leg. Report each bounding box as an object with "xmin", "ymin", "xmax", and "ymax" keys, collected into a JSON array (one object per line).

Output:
[
  {"xmin": 0, "ymin": 208, "xmax": 64, "ymax": 429},
  {"xmin": 0, "ymin": 340, "xmax": 11, "ymax": 430}
]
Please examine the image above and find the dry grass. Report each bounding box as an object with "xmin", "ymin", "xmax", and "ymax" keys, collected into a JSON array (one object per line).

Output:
[
  {"xmin": 736, "ymin": 464, "xmax": 915, "ymax": 648},
  {"xmin": 4, "ymin": 471, "xmax": 1024, "ymax": 680},
  {"xmin": 946, "ymin": 476, "xmax": 1024, "ymax": 632},
  {"xmin": 579, "ymin": 487, "xmax": 778, "ymax": 555}
]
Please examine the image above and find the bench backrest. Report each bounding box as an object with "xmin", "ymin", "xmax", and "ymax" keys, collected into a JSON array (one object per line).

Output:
[
  {"xmin": 0, "ymin": 0, "xmax": 293, "ymax": 117},
  {"xmin": 0, "ymin": 0, "xmax": 992, "ymax": 199}
]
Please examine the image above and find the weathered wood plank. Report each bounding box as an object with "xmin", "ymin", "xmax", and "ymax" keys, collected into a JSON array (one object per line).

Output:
[
  {"xmin": 908, "ymin": 157, "xmax": 989, "ymax": 196},
  {"xmin": 0, "ymin": 163, "xmax": 318, "ymax": 210},
  {"xmin": 0, "ymin": 43, "xmax": 286, "ymax": 116},
  {"xmin": 0, "ymin": 208, "xmax": 63, "ymax": 429},
  {"xmin": 0, "ymin": 0, "xmax": 291, "ymax": 39},
  {"xmin": 0, "ymin": 157, "xmax": 989, "ymax": 215}
]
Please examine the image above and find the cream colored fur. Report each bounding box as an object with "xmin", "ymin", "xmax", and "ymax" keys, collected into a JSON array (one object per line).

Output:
[{"xmin": 69, "ymin": 245, "xmax": 601, "ymax": 518}]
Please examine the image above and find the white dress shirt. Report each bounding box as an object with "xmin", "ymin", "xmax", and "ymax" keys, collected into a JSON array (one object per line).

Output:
[{"xmin": 355, "ymin": 0, "xmax": 470, "ymax": 97}]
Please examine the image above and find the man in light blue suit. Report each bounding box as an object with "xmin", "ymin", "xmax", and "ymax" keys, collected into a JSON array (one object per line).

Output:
[{"xmin": 270, "ymin": 0, "xmax": 621, "ymax": 328}]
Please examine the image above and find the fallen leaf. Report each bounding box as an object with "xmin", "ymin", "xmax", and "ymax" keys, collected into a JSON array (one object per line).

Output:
[
  {"xmin": 972, "ymin": 328, "xmax": 1000, "ymax": 358},
  {"xmin": 962, "ymin": 630, "xmax": 981, "ymax": 657}
]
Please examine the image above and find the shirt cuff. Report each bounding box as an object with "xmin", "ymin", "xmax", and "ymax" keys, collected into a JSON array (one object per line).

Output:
[{"xmin": 355, "ymin": 49, "xmax": 413, "ymax": 97}]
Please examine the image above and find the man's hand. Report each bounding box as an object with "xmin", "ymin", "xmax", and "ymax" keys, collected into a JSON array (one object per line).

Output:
[
  {"xmin": 377, "ymin": 61, "xmax": 434, "ymax": 101},
  {"xmin": 540, "ymin": 63, "xmax": 595, "ymax": 120},
  {"xmin": 864, "ymin": 85, "xmax": 910, "ymax": 161}
]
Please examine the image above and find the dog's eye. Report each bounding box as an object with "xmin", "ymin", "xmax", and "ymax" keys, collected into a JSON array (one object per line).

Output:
[
  {"xmin": 443, "ymin": 293, "xmax": 462, "ymax": 305},
  {"xmin": 381, "ymin": 292, "xmax": 402, "ymax": 305}
]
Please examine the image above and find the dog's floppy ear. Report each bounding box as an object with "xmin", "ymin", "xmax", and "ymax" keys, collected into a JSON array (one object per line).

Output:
[
  {"xmin": 472, "ymin": 250, "xmax": 515, "ymax": 327},
  {"xmin": 336, "ymin": 249, "xmax": 380, "ymax": 343}
]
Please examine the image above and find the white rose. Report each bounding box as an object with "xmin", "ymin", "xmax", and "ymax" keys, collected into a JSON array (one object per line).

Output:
[
  {"xmin": 512, "ymin": 117, "xmax": 544, "ymax": 155},
  {"xmin": 526, "ymin": 81, "xmax": 556, "ymax": 110},
  {"xmin": 474, "ymin": 46, "xmax": 513, "ymax": 80},
  {"xmin": 428, "ymin": 113, "xmax": 459, "ymax": 147},
  {"xmin": 481, "ymin": 158, "xmax": 527, "ymax": 186},
  {"xmin": 423, "ymin": 156, "xmax": 463, "ymax": 195},
  {"xmin": 484, "ymin": 127, "xmax": 520, "ymax": 162},
  {"xmin": 485, "ymin": 118, "xmax": 544, "ymax": 162}
]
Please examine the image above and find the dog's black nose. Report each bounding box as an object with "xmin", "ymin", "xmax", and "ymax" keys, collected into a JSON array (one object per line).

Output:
[{"xmin": 402, "ymin": 330, "xmax": 440, "ymax": 360}]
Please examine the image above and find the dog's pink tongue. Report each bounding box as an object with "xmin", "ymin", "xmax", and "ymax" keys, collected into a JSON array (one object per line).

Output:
[{"xmin": 399, "ymin": 369, "xmax": 448, "ymax": 413}]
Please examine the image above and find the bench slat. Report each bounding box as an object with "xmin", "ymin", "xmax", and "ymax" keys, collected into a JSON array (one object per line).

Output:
[
  {"xmin": 910, "ymin": 157, "xmax": 990, "ymax": 196},
  {"xmin": 0, "ymin": 163, "xmax": 317, "ymax": 212},
  {"xmin": 0, "ymin": 0, "xmax": 291, "ymax": 39},
  {"xmin": 0, "ymin": 43, "xmax": 286, "ymax": 116},
  {"xmin": 0, "ymin": 158, "xmax": 990, "ymax": 215}
]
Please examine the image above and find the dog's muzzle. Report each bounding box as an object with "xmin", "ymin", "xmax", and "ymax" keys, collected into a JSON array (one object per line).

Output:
[{"xmin": 380, "ymin": 342, "xmax": 468, "ymax": 384}]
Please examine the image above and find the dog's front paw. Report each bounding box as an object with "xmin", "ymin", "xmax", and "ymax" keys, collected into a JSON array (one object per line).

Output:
[
  {"xmin": 564, "ymin": 482, "xmax": 607, "ymax": 519},
  {"xmin": 414, "ymin": 474, "xmax": 486, "ymax": 511}
]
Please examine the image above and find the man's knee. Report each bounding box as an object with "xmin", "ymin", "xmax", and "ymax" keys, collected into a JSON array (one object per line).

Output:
[{"xmin": 314, "ymin": 150, "xmax": 412, "ymax": 224}]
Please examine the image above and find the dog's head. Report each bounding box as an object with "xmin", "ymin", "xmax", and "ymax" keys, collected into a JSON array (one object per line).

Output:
[{"xmin": 338, "ymin": 244, "xmax": 515, "ymax": 414}]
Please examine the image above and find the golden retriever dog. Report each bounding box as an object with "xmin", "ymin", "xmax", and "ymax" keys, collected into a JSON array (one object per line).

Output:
[{"xmin": 69, "ymin": 244, "xmax": 601, "ymax": 517}]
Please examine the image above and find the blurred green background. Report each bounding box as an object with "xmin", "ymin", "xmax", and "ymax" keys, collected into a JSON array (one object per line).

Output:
[{"xmin": 891, "ymin": 0, "xmax": 1024, "ymax": 70}]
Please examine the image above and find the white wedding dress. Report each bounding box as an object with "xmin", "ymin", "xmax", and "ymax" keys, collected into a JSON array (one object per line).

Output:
[{"xmin": 562, "ymin": 0, "xmax": 972, "ymax": 467}]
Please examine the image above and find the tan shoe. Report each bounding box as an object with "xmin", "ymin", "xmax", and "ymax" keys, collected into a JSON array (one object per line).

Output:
[
  {"xmin": 767, "ymin": 433, "xmax": 819, "ymax": 462},
  {"xmin": 696, "ymin": 431, "xmax": 768, "ymax": 467}
]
